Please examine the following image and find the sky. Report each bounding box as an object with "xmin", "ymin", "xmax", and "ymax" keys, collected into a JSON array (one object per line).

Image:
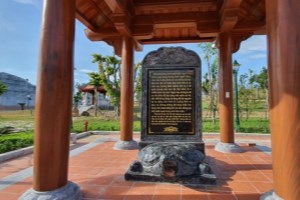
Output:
[{"xmin": 0, "ymin": 0, "xmax": 267, "ymax": 86}]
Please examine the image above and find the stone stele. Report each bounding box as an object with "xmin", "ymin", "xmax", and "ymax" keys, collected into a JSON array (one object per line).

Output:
[{"xmin": 125, "ymin": 47, "xmax": 216, "ymax": 185}]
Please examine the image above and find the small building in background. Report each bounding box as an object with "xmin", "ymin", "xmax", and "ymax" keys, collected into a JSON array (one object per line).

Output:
[
  {"xmin": 78, "ymin": 84, "xmax": 112, "ymax": 109},
  {"xmin": 0, "ymin": 72, "xmax": 36, "ymax": 110}
]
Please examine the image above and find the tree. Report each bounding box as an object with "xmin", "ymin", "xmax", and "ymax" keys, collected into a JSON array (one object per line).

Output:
[
  {"xmin": 73, "ymin": 91, "xmax": 82, "ymax": 109},
  {"xmin": 92, "ymin": 54, "xmax": 122, "ymax": 116},
  {"xmin": 198, "ymin": 43, "xmax": 218, "ymax": 125},
  {"xmin": 238, "ymin": 73, "xmax": 252, "ymax": 120},
  {"xmin": 134, "ymin": 62, "xmax": 142, "ymax": 105},
  {"xmin": 87, "ymin": 72, "xmax": 102, "ymax": 116},
  {"xmin": 250, "ymin": 67, "xmax": 268, "ymax": 119},
  {"xmin": 0, "ymin": 81, "xmax": 7, "ymax": 96}
]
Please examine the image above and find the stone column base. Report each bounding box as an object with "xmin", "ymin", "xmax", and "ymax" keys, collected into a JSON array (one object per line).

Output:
[
  {"xmin": 260, "ymin": 190, "xmax": 283, "ymax": 200},
  {"xmin": 114, "ymin": 140, "xmax": 138, "ymax": 150},
  {"xmin": 214, "ymin": 142, "xmax": 243, "ymax": 153},
  {"xmin": 19, "ymin": 181, "xmax": 81, "ymax": 200}
]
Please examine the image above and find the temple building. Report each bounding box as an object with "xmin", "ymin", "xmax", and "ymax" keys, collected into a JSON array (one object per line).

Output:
[{"xmin": 78, "ymin": 84, "xmax": 112, "ymax": 109}]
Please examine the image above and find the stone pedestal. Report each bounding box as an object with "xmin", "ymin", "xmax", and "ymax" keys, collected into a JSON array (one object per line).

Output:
[
  {"xmin": 214, "ymin": 142, "xmax": 243, "ymax": 153},
  {"xmin": 260, "ymin": 190, "xmax": 283, "ymax": 200},
  {"xmin": 114, "ymin": 140, "xmax": 138, "ymax": 150},
  {"xmin": 19, "ymin": 181, "xmax": 81, "ymax": 200},
  {"xmin": 125, "ymin": 143, "xmax": 216, "ymax": 185}
]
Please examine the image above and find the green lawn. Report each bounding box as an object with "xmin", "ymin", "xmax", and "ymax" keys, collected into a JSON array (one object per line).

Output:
[
  {"xmin": 0, "ymin": 109, "xmax": 270, "ymax": 154},
  {"xmin": 72, "ymin": 117, "xmax": 141, "ymax": 132},
  {"xmin": 72, "ymin": 117, "xmax": 269, "ymax": 133}
]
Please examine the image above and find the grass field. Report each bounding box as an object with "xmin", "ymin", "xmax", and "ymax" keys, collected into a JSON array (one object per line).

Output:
[
  {"xmin": 0, "ymin": 104, "xmax": 270, "ymax": 153},
  {"xmin": 0, "ymin": 101, "xmax": 270, "ymax": 133},
  {"xmin": 0, "ymin": 108, "xmax": 270, "ymax": 133}
]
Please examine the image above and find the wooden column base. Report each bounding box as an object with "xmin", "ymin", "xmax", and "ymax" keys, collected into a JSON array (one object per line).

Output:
[
  {"xmin": 113, "ymin": 140, "xmax": 138, "ymax": 150},
  {"xmin": 214, "ymin": 142, "xmax": 243, "ymax": 153},
  {"xmin": 260, "ymin": 190, "xmax": 283, "ymax": 200},
  {"xmin": 20, "ymin": 181, "xmax": 81, "ymax": 200}
]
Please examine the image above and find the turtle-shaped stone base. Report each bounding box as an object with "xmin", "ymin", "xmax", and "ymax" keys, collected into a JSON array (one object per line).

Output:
[{"xmin": 125, "ymin": 143, "xmax": 216, "ymax": 185}]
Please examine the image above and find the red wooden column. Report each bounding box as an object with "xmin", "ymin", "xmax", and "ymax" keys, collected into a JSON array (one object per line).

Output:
[
  {"xmin": 20, "ymin": 0, "xmax": 80, "ymax": 199},
  {"xmin": 215, "ymin": 32, "xmax": 242, "ymax": 153},
  {"xmin": 261, "ymin": 1, "xmax": 300, "ymax": 199},
  {"xmin": 114, "ymin": 36, "xmax": 138, "ymax": 150}
]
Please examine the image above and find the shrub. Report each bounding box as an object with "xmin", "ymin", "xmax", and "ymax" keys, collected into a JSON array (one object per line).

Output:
[
  {"xmin": 0, "ymin": 126, "xmax": 15, "ymax": 135},
  {"xmin": 0, "ymin": 132, "xmax": 34, "ymax": 154}
]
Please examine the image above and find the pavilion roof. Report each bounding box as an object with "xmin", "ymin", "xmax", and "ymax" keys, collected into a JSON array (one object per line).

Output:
[
  {"xmin": 78, "ymin": 84, "xmax": 106, "ymax": 94},
  {"xmin": 75, "ymin": 0, "xmax": 266, "ymax": 55}
]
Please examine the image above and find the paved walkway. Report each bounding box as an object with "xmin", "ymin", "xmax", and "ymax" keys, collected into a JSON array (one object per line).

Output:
[{"xmin": 0, "ymin": 133, "xmax": 272, "ymax": 200}]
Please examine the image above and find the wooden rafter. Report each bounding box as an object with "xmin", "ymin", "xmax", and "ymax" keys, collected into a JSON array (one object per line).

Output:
[
  {"xmin": 140, "ymin": 37, "xmax": 214, "ymax": 44},
  {"xmin": 76, "ymin": 10, "xmax": 97, "ymax": 31},
  {"xmin": 76, "ymin": 0, "xmax": 266, "ymax": 54},
  {"xmin": 219, "ymin": 0, "xmax": 242, "ymax": 32},
  {"xmin": 134, "ymin": 0, "xmax": 218, "ymax": 14}
]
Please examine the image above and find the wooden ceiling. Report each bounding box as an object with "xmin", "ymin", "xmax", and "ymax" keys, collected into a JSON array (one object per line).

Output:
[{"xmin": 76, "ymin": 0, "xmax": 266, "ymax": 55}]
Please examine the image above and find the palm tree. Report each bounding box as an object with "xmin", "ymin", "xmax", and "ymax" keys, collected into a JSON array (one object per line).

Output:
[{"xmin": 103, "ymin": 55, "xmax": 121, "ymax": 116}]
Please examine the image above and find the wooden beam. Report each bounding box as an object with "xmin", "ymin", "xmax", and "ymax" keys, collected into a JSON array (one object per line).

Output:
[
  {"xmin": 220, "ymin": 0, "xmax": 242, "ymax": 13},
  {"xmin": 132, "ymin": 24, "xmax": 154, "ymax": 40},
  {"xmin": 134, "ymin": 12, "xmax": 219, "ymax": 25},
  {"xmin": 85, "ymin": 28, "xmax": 120, "ymax": 41},
  {"xmin": 231, "ymin": 32, "xmax": 252, "ymax": 53},
  {"xmin": 76, "ymin": 0, "xmax": 112, "ymax": 29},
  {"xmin": 103, "ymin": 38, "xmax": 122, "ymax": 56},
  {"xmin": 101, "ymin": 0, "xmax": 133, "ymax": 37},
  {"xmin": 102, "ymin": 0, "xmax": 127, "ymax": 14},
  {"xmin": 113, "ymin": 14, "xmax": 132, "ymax": 36},
  {"xmin": 76, "ymin": 10, "xmax": 97, "ymax": 32},
  {"xmin": 85, "ymin": 21, "xmax": 219, "ymax": 44},
  {"xmin": 219, "ymin": 0, "xmax": 242, "ymax": 32},
  {"xmin": 87, "ymin": 29, "xmax": 142, "ymax": 53},
  {"xmin": 139, "ymin": 37, "xmax": 214, "ymax": 44},
  {"xmin": 134, "ymin": 1, "xmax": 218, "ymax": 14},
  {"xmin": 197, "ymin": 21, "xmax": 219, "ymax": 38},
  {"xmin": 134, "ymin": 39, "xmax": 143, "ymax": 52},
  {"xmin": 220, "ymin": 8, "xmax": 239, "ymax": 32},
  {"xmin": 235, "ymin": 21, "xmax": 265, "ymax": 31},
  {"xmin": 90, "ymin": 0, "xmax": 114, "ymax": 24}
]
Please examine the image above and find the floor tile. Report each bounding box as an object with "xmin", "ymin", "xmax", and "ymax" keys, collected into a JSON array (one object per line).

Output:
[{"xmin": 0, "ymin": 134, "xmax": 274, "ymax": 200}]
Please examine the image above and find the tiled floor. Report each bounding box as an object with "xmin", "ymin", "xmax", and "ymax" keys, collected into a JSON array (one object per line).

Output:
[{"xmin": 0, "ymin": 133, "xmax": 272, "ymax": 200}]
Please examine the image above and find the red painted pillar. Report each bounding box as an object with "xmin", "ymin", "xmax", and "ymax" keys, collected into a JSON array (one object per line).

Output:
[
  {"xmin": 114, "ymin": 36, "xmax": 138, "ymax": 150},
  {"xmin": 262, "ymin": 0, "xmax": 300, "ymax": 199},
  {"xmin": 215, "ymin": 32, "xmax": 242, "ymax": 153},
  {"xmin": 20, "ymin": 0, "xmax": 81, "ymax": 199}
]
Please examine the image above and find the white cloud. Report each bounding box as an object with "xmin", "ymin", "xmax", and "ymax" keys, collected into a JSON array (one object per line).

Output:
[
  {"xmin": 239, "ymin": 35, "xmax": 267, "ymax": 54},
  {"xmin": 13, "ymin": 0, "xmax": 43, "ymax": 9},
  {"xmin": 249, "ymin": 53, "xmax": 267, "ymax": 59},
  {"xmin": 77, "ymin": 69, "xmax": 94, "ymax": 73}
]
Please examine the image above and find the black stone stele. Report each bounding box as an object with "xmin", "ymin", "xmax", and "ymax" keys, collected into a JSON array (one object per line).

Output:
[
  {"xmin": 140, "ymin": 47, "xmax": 203, "ymax": 149},
  {"xmin": 126, "ymin": 47, "xmax": 216, "ymax": 185},
  {"xmin": 125, "ymin": 143, "xmax": 216, "ymax": 185}
]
